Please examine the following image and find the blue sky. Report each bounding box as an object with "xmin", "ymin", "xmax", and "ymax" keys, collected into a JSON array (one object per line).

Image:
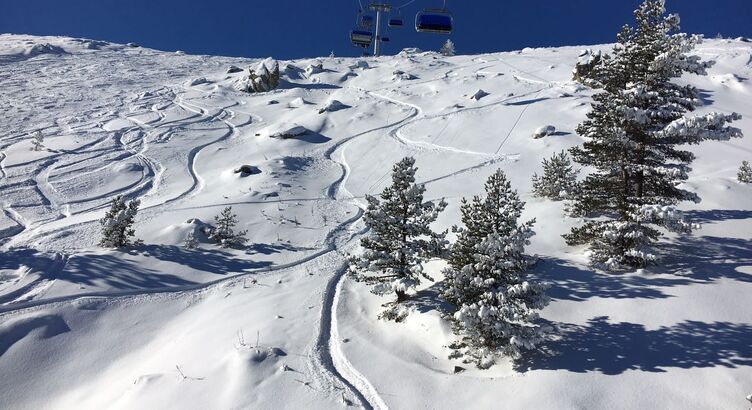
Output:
[{"xmin": 2, "ymin": 0, "xmax": 750, "ymax": 58}]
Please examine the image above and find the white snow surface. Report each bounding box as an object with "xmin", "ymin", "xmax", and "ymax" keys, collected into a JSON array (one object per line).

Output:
[{"xmin": 1, "ymin": 34, "xmax": 751, "ymax": 409}]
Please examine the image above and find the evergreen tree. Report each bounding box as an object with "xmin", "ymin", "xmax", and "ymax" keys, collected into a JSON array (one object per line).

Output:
[
  {"xmin": 210, "ymin": 206, "xmax": 248, "ymax": 248},
  {"xmin": 531, "ymin": 150, "xmax": 580, "ymax": 201},
  {"xmin": 440, "ymin": 39, "xmax": 456, "ymax": 56},
  {"xmin": 442, "ymin": 170, "xmax": 548, "ymax": 367},
  {"xmin": 738, "ymin": 160, "xmax": 752, "ymax": 183},
  {"xmin": 184, "ymin": 231, "xmax": 198, "ymax": 249},
  {"xmin": 30, "ymin": 131, "xmax": 44, "ymax": 151},
  {"xmin": 566, "ymin": 0, "xmax": 743, "ymax": 270},
  {"xmin": 572, "ymin": 49, "xmax": 608, "ymax": 87},
  {"xmin": 349, "ymin": 157, "xmax": 447, "ymax": 321},
  {"xmin": 99, "ymin": 195, "xmax": 140, "ymax": 248}
]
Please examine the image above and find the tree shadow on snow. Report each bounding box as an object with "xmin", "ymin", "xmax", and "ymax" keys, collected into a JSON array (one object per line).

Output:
[
  {"xmin": 0, "ymin": 248, "xmax": 59, "ymax": 275},
  {"xmin": 136, "ymin": 244, "xmax": 273, "ymax": 275},
  {"xmin": 518, "ymin": 316, "xmax": 752, "ymax": 375},
  {"xmin": 245, "ymin": 242, "xmax": 315, "ymax": 256},
  {"xmin": 60, "ymin": 252, "xmax": 198, "ymax": 290},
  {"xmin": 684, "ymin": 209, "xmax": 752, "ymax": 224},
  {"xmin": 650, "ymin": 234, "xmax": 752, "ymax": 284},
  {"xmin": 404, "ymin": 281, "xmax": 453, "ymax": 315},
  {"xmin": 535, "ymin": 258, "xmax": 689, "ymax": 301}
]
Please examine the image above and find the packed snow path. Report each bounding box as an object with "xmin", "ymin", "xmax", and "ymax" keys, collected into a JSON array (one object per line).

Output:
[{"xmin": 1, "ymin": 35, "xmax": 751, "ymax": 409}]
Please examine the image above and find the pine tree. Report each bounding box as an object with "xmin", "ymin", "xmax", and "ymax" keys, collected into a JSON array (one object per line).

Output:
[
  {"xmin": 572, "ymin": 49, "xmax": 608, "ymax": 87},
  {"xmin": 349, "ymin": 157, "xmax": 447, "ymax": 321},
  {"xmin": 738, "ymin": 160, "xmax": 752, "ymax": 183},
  {"xmin": 566, "ymin": 0, "xmax": 743, "ymax": 270},
  {"xmin": 440, "ymin": 39, "xmax": 456, "ymax": 56},
  {"xmin": 531, "ymin": 150, "xmax": 580, "ymax": 201},
  {"xmin": 30, "ymin": 131, "xmax": 44, "ymax": 151},
  {"xmin": 184, "ymin": 231, "xmax": 198, "ymax": 249},
  {"xmin": 442, "ymin": 170, "xmax": 548, "ymax": 367},
  {"xmin": 210, "ymin": 206, "xmax": 248, "ymax": 248},
  {"xmin": 99, "ymin": 195, "xmax": 140, "ymax": 248}
]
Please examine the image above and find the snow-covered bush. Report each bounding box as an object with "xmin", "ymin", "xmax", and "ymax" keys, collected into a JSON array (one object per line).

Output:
[
  {"xmin": 99, "ymin": 195, "xmax": 140, "ymax": 248},
  {"xmin": 443, "ymin": 170, "xmax": 548, "ymax": 367},
  {"xmin": 209, "ymin": 206, "xmax": 248, "ymax": 248},
  {"xmin": 349, "ymin": 157, "xmax": 448, "ymax": 321},
  {"xmin": 235, "ymin": 58, "xmax": 280, "ymax": 93},
  {"xmin": 30, "ymin": 131, "xmax": 44, "ymax": 151},
  {"xmin": 531, "ymin": 150, "xmax": 579, "ymax": 201},
  {"xmin": 738, "ymin": 160, "xmax": 752, "ymax": 183},
  {"xmin": 440, "ymin": 39, "xmax": 456, "ymax": 56}
]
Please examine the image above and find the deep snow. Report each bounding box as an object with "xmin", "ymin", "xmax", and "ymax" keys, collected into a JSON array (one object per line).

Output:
[{"xmin": 0, "ymin": 34, "xmax": 751, "ymax": 409}]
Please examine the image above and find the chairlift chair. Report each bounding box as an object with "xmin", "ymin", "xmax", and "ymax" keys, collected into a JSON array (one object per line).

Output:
[
  {"xmin": 350, "ymin": 30, "xmax": 374, "ymax": 48},
  {"xmin": 415, "ymin": 8, "xmax": 453, "ymax": 34},
  {"xmin": 389, "ymin": 10, "xmax": 404, "ymax": 28}
]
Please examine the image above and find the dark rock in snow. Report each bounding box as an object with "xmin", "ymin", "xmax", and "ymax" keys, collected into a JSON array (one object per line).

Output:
[{"xmin": 234, "ymin": 165, "xmax": 261, "ymax": 176}]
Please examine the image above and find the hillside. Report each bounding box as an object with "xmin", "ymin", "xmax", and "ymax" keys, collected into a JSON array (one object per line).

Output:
[{"xmin": 0, "ymin": 34, "xmax": 751, "ymax": 409}]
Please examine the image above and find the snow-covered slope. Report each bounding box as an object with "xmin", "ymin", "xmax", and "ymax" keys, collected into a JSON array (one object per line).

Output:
[{"xmin": 0, "ymin": 34, "xmax": 750, "ymax": 409}]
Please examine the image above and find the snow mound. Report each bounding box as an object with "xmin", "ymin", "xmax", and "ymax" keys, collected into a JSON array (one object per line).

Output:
[
  {"xmin": 532, "ymin": 125, "xmax": 557, "ymax": 138},
  {"xmin": 348, "ymin": 60, "xmax": 370, "ymax": 70},
  {"xmin": 288, "ymin": 97, "xmax": 311, "ymax": 108},
  {"xmin": 392, "ymin": 70, "xmax": 417, "ymax": 81},
  {"xmin": 711, "ymin": 73, "xmax": 747, "ymax": 90},
  {"xmin": 318, "ymin": 100, "xmax": 350, "ymax": 114},
  {"xmin": 23, "ymin": 43, "xmax": 68, "ymax": 57},
  {"xmin": 263, "ymin": 123, "xmax": 309, "ymax": 139},
  {"xmin": 305, "ymin": 63, "xmax": 325, "ymax": 76},
  {"xmin": 187, "ymin": 77, "xmax": 210, "ymax": 86}
]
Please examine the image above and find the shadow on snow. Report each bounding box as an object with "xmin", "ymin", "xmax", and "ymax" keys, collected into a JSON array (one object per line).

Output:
[{"xmin": 519, "ymin": 316, "xmax": 752, "ymax": 374}]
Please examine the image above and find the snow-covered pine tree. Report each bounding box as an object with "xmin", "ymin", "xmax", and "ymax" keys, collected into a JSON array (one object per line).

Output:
[
  {"xmin": 531, "ymin": 150, "xmax": 580, "ymax": 201},
  {"xmin": 440, "ymin": 39, "xmax": 455, "ymax": 56},
  {"xmin": 210, "ymin": 206, "xmax": 248, "ymax": 248},
  {"xmin": 349, "ymin": 157, "xmax": 447, "ymax": 321},
  {"xmin": 572, "ymin": 49, "xmax": 608, "ymax": 87},
  {"xmin": 99, "ymin": 195, "xmax": 140, "ymax": 248},
  {"xmin": 184, "ymin": 231, "xmax": 198, "ymax": 249},
  {"xmin": 738, "ymin": 160, "xmax": 752, "ymax": 183},
  {"xmin": 565, "ymin": 0, "xmax": 743, "ymax": 270},
  {"xmin": 30, "ymin": 131, "xmax": 44, "ymax": 151},
  {"xmin": 442, "ymin": 169, "xmax": 548, "ymax": 367}
]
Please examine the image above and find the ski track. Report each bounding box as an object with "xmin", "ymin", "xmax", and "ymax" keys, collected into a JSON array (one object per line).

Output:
[{"xmin": 0, "ymin": 150, "xmax": 7, "ymax": 179}]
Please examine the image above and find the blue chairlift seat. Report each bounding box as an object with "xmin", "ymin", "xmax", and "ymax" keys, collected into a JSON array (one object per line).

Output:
[
  {"xmin": 415, "ymin": 10, "xmax": 453, "ymax": 34},
  {"xmin": 388, "ymin": 18, "xmax": 404, "ymax": 27},
  {"xmin": 351, "ymin": 30, "xmax": 373, "ymax": 48}
]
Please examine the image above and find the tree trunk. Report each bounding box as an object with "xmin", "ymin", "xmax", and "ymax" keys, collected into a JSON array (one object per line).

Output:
[{"xmin": 396, "ymin": 289, "xmax": 409, "ymax": 303}]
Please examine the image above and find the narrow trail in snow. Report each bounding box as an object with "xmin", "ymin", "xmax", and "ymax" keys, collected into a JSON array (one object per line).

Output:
[{"xmin": 0, "ymin": 151, "xmax": 7, "ymax": 179}]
